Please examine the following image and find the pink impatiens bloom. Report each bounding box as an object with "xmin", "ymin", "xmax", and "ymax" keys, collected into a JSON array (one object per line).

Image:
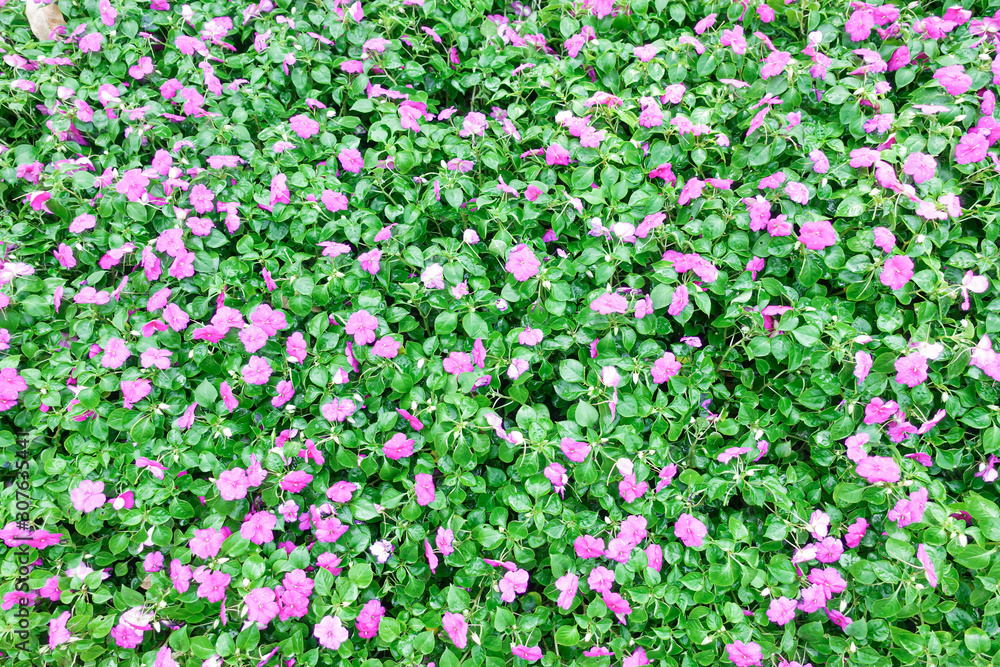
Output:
[
  {"xmin": 674, "ymin": 513, "xmax": 707, "ymax": 547},
  {"xmin": 856, "ymin": 456, "xmax": 901, "ymax": 484},
  {"xmin": 101, "ymin": 338, "xmax": 131, "ymax": 368},
  {"xmin": 880, "ymin": 255, "xmax": 914, "ymax": 290},
  {"xmin": 555, "ymin": 572, "xmax": 579, "ymax": 609},
  {"xmin": 916, "ymin": 543, "xmax": 938, "ymax": 588},
  {"xmin": 314, "ymin": 615, "xmax": 349, "ymax": 650},
  {"xmin": 384, "ymin": 433, "xmax": 415, "ymax": 460},
  {"xmin": 345, "ymin": 310, "xmax": 378, "ymax": 345},
  {"xmin": 956, "ymin": 133, "xmax": 988, "ymax": 164},
  {"xmin": 561, "ymin": 437, "xmax": 591, "ymax": 462},
  {"xmin": 339, "ymin": 147, "xmax": 364, "ymax": 173},
  {"xmin": 242, "ymin": 356, "xmax": 273, "ymax": 385},
  {"xmin": 590, "ymin": 293, "xmax": 628, "ymax": 314},
  {"xmin": 573, "ymin": 534, "xmax": 604, "ymax": 558},
  {"xmin": 506, "ymin": 244, "xmax": 541, "ymax": 281},
  {"xmin": 442, "ymin": 612, "xmax": 468, "ymax": 649},
  {"xmin": 934, "ymin": 64, "xmax": 972, "ymax": 95},
  {"xmin": 798, "ymin": 220, "xmax": 837, "ymax": 250},
  {"xmin": 767, "ymin": 596, "xmax": 797, "ymax": 625},
  {"xmin": 726, "ymin": 641, "xmax": 763, "ymax": 667},
  {"xmin": 70, "ymin": 480, "xmax": 106, "ymax": 513},
  {"xmin": 414, "ymin": 473, "xmax": 435, "ymax": 506},
  {"xmin": 903, "ymin": 152, "xmax": 936, "ymax": 183},
  {"xmin": 511, "ymin": 645, "xmax": 542, "ymax": 662},
  {"xmin": 895, "ymin": 352, "xmax": 928, "ymax": 388},
  {"xmin": 499, "ymin": 568, "xmax": 529, "ymax": 602}
]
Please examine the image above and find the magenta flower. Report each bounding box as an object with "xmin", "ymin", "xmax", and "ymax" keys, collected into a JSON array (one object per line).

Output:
[
  {"xmin": 674, "ymin": 513, "xmax": 707, "ymax": 547},
  {"xmin": 555, "ymin": 573, "xmax": 579, "ymax": 609},
  {"xmin": 573, "ymin": 534, "xmax": 604, "ymax": 558},
  {"xmin": 314, "ymin": 615, "xmax": 349, "ymax": 650},
  {"xmin": 242, "ymin": 355, "xmax": 273, "ymax": 385},
  {"xmin": 856, "ymin": 456, "xmax": 901, "ymax": 484},
  {"xmin": 895, "ymin": 352, "xmax": 928, "ymax": 388},
  {"xmin": 916, "ymin": 544, "xmax": 938, "ymax": 588},
  {"xmin": 289, "ymin": 114, "xmax": 320, "ymax": 139},
  {"xmin": 356, "ymin": 599, "xmax": 385, "ymax": 638},
  {"xmin": 798, "ymin": 220, "xmax": 836, "ymax": 250},
  {"xmin": 561, "ymin": 437, "xmax": 591, "ymax": 462},
  {"xmin": 443, "ymin": 351, "xmax": 474, "ymax": 375},
  {"xmin": 345, "ymin": 309, "xmax": 378, "ymax": 345},
  {"xmin": 414, "ymin": 473, "xmax": 435, "ymax": 506},
  {"xmin": 767, "ymin": 596, "xmax": 797, "ymax": 625},
  {"xmin": 511, "ymin": 645, "xmax": 542, "ymax": 662},
  {"xmin": 590, "ymin": 292, "xmax": 628, "ymax": 314},
  {"xmin": 545, "ymin": 143, "xmax": 570, "ymax": 166},
  {"xmin": 240, "ymin": 511, "xmax": 277, "ymax": 544},
  {"xmin": 384, "ymin": 433, "xmax": 415, "ymax": 460},
  {"xmin": 726, "ymin": 640, "xmax": 763, "ymax": 667},
  {"xmin": 880, "ymin": 255, "xmax": 914, "ymax": 290},
  {"xmin": 70, "ymin": 480, "xmax": 106, "ymax": 513},
  {"xmin": 442, "ymin": 612, "xmax": 468, "ymax": 649},
  {"xmin": 956, "ymin": 132, "xmax": 989, "ymax": 164},
  {"xmin": 339, "ymin": 147, "xmax": 364, "ymax": 173},
  {"xmin": 506, "ymin": 244, "xmax": 541, "ymax": 281}
]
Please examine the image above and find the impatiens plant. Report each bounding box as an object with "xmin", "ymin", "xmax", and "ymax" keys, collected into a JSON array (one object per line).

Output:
[{"xmin": 4, "ymin": 0, "xmax": 1000, "ymax": 666}]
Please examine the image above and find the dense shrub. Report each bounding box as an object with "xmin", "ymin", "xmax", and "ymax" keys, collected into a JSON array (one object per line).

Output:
[{"xmin": 2, "ymin": 0, "xmax": 1000, "ymax": 666}]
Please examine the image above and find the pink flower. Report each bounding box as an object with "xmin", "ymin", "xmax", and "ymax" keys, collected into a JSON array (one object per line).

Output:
[
  {"xmin": 798, "ymin": 220, "xmax": 837, "ymax": 250},
  {"xmin": 121, "ymin": 379, "xmax": 152, "ymax": 409},
  {"xmin": 49, "ymin": 611, "xmax": 72, "ymax": 650},
  {"xmin": 590, "ymin": 293, "xmax": 628, "ymax": 314},
  {"xmin": 573, "ymin": 534, "xmax": 604, "ymax": 558},
  {"xmin": 809, "ymin": 149, "xmax": 830, "ymax": 173},
  {"xmin": 511, "ymin": 645, "xmax": 542, "ymax": 662},
  {"xmin": 854, "ymin": 351, "xmax": 873, "ymax": 383},
  {"xmin": 217, "ymin": 468, "xmax": 250, "ymax": 500},
  {"xmin": 442, "ymin": 612, "xmax": 468, "ymax": 649},
  {"xmin": 845, "ymin": 433, "xmax": 870, "ymax": 462},
  {"xmin": 903, "ymin": 152, "xmax": 936, "ymax": 183},
  {"xmin": 70, "ymin": 480, "xmax": 106, "ymax": 513},
  {"xmin": 506, "ymin": 244, "xmax": 541, "ymax": 281},
  {"xmin": 726, "ymin": 641, "xmax": 763, "ymax": 667},
  {"xmin": 242, "ymin": 356, "xmax": 273, "ymax": 385},
  {"xmin": 220, "ymin": 381, "xmax": 239, "ymax": 412},
  {"xmin": 916, "ymin": 544, "xmax": 937, "ymax": 588},
  {"xmin": 956, "ymin": 133, "xmax": 988, "ymax": 164},
  {"xmin": 601, "ymin": 591, "xmax": 632, "ymax": 621},
  {"xmin": 674, "ymin": 513, "xmax": 707, "ymax": 547},
  {"xmin": 546, "ymin": 143, "xmax": 570, "ymax": 166},
  {"xmin": 561, "ymin": 437, "xmax": 591, "ymax": 462},
  {"xmin": 895, "ymin": 352, "xmax": 928, "ymax": 387},
  {"xmin": 101, "ymin": 337, "xmax": 131, "ymax": 368},
  {"xmin": 545, "ymin": 462, "xmax": 568, "ymax": 498},
  {"xmin": 618, "ymin": 474, "xmax": 648, "ymax": 503},
  {"xmin": 415, "ymin": 473, "xmax": 435, "ymax": 505},
  {"xmin": 519, "ymin": 327, "xmax": 544, "ymax": 346},
  {"xmin": 767, "ymin": 597, "xmax": 797, "ymax": 625},
  {"xmin": 371, "ymin": 336, "xmax": 401, "ymax": 358},
  {"xmin": 499, "ymin": 568, "xmax": 529, "ymax": 602},
  {"xmin": 856, "ymin": 456, "xmax": 901, "ymax": 484},
  {"xmin": 289, "ymin": 114, "xmax": 320, "ymax": 139},
  {"xmin": 934, "ymin": 64, "xmax": 972, "ymax": 95},
  {"xmin": 555, "ymin": 573, "xmax": 579, "ymax": 609},
  {"xmin": 880, "ymin": 255, "xmax": 914, "ymax": 290},
  {"xmin": 338, "ymin": 147, "xmax": 364, "ymax": 173},
  {"xmin": 887, "ymin": 486, "xmax": 928, "ymax": 527},
  {"xmin": 588, "ymin": 566, "xmax": 614, "ymax": 593},
  {"xmin": 667, "ymin": 284, "xmax": 689, "ymax": 316},
  {"xmin": 384, "ymin": 433, "xmax": 415, "ymax": 460},
  {"xmin": 651, "ymin": 352, "xmax": 681, "ymax": 383},
  {"xmin": 443, "ymin": 351, "xmax": 474, "ymax": 375},
  {"xmin": 190, "ymin": 528, "xmax": 226, "ymax": 559},
  {"xmin": 436, "ymin": 527, "xmax": 455, "ymax": 555},
  {"xmin": 241, "ymin": 511, "xmax": 277, "ymax": 544},
  {"xmin": 845, "ymin": 517, "xmax": 868, "ymax": 548},
  {"xmin": 314, "ymin": 615, "xmax": 349, "ymax": 650},
  {"xmin": 54, "ymin": 243, "xmax": 76, "ymax": 268},
  {"xmin": 345, "ymin": 310, "xmax": 378, "ymax": 344}
]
